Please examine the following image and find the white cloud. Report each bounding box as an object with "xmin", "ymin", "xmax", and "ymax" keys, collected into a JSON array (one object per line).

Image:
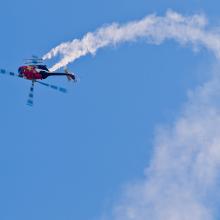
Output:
[{"xmin": 110, "ymin": 69, "xmax": 220, "ymax": 220}]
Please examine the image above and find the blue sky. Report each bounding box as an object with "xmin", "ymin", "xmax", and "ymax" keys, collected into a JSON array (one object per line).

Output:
[{"xmin": 0, "ymin": 1, "xmax": 219, "ymax": 220}]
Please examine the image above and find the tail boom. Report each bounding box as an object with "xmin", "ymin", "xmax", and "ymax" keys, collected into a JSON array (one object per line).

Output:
[{"xmin": 48, "ymin": 72, "xmax": 76, "ymax": 81}]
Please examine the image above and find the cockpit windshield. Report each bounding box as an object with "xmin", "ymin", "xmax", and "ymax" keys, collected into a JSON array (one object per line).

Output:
[{"xmin": 18, "ymin": 67, "xmax": 22, "ymax": 73}]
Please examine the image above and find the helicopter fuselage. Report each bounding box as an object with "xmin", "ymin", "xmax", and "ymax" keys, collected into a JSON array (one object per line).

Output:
[
  {"xmin": 18, "ymin": 65, "xmax": 48, "ymax": 80},
  {"xmin": 18, "ymin": 65, "xmax": 76, "ymax": 81}
]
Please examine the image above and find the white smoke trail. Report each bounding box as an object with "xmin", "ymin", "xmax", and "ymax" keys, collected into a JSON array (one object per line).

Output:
[
  {"xmin": 43, "ymin": 10, "xmax": 220, "ymax": 72},
  {"xmin": 110, "ymin": 68, "xmax": 220, "ymax": 220},
  {"xmin": 101, "ymin": 11, "xmax": 220, "ymax": 220},
  {"xmin": 43, "ymin": 10, "xmax": 220, "ymax": 219}
]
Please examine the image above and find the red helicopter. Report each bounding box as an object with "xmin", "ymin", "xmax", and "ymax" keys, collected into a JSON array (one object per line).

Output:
[{"xmin": 0, "ymin": 56, "xmax": 77, "ymax": 106}]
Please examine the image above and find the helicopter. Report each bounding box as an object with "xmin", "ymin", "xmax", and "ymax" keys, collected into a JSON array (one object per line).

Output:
[{"xmin": 0, "ymin": 56, "xmax": 77, "ymax": 106}]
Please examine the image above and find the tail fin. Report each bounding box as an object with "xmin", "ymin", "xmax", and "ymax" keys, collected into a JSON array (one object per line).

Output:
[{"xmin": 64, "ymin": 67, "xmax": 77, "ymax": 82}]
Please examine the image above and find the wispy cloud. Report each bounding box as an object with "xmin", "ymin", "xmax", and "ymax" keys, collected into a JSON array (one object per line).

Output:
[
  {"xmin": 110, "ymin": 68, "xmax": 220, "ymax": 220},
  {"xmin": 43, "ymin": 10, "xmax": 220, "ymax": 71}
]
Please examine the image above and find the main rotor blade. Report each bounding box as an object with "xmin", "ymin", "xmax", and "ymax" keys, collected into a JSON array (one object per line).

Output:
[
  {"xmin": 0, "ymin": 69, "xmax": 19, "ymax": 77},
  {"xmin": 27, "ymin": 82, "xmax": 35, "ymax": 106},
  {"xmin": 35, "ymin": 81, "xmax": 67, "ymax": 93}
]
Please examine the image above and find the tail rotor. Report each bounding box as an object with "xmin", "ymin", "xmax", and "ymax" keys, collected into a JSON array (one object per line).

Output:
[{"xmin": 64, "ymin": 67, "xmax": 77, "ymax": 82}]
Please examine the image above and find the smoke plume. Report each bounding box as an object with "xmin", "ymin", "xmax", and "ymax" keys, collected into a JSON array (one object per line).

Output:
[
  {"xmin": 43, "ymin": 10, "xmax": 220, "ymax": 71},
  {"xmin": 44, "ymin": 10, "xmax": 220, "ymax": 219}
]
